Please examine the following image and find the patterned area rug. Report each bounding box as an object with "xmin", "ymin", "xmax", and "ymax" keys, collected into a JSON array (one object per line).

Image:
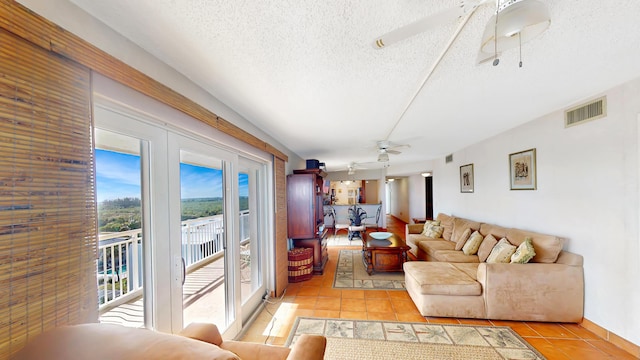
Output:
[
  {"xmin": 286, "ymin": 317, "xmax": 546, "ymax": 360},
  {"xmin": 333, "ymin": 250, "xmax": 405, "ymax": 289}
]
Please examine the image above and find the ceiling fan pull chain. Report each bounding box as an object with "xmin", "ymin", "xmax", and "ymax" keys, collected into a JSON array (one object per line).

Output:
[
  {"xmin": 519, "ymin": 32, "xmax": 523, "ymax": 68},
  {"xmin": 492, "ymin": 0, "xmax": 500, "ymax": 66}
]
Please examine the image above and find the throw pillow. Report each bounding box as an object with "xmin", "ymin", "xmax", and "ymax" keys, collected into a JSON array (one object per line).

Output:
[
  {"xmin": 477, "ymin": 234, "xmax": 498, "ymax": 262},
  {"xmin": 486, "ymin": 238, "xmax": 517, "ymax": 263},
  {"xmin": 421, "ymin": 220, "xmax": 441, "ymax": 236},
  {"xmin": 424, "ymin": 225, "xmax": 444, "ymax": 238},
  {"xmin": 455, "ymin": 228, "xmax": 471, "ymax": 251},
  {"xmin": 511, "ymin": 237, "xmax": 536, "ymax": 264},
  {"xmin": 462, "ymin": 231, "xmax": 484, "ymax": 255}
]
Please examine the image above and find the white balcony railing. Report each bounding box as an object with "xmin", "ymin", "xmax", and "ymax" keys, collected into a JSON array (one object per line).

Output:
[{"xmin": 98, "ymin": 210, "xmax": 250, "ymax": 311}]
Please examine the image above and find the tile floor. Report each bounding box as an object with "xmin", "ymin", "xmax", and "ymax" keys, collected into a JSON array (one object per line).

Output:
[{"xmin": 240, "ymin": 216, "xmax": 638, "ymax": 359}]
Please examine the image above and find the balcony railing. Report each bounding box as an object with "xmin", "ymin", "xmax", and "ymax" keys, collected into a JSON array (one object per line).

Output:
[{"xmin": 97, "ymin": 210, "xmax": 250, "ymax": 311}]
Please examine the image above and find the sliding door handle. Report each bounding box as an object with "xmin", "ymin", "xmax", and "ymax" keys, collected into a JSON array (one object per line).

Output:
[{"xmin": 181, "ymin": 257, "xmax": 186, "ymax": 285}]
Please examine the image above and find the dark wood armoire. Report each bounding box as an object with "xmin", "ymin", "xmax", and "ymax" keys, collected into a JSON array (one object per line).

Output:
[{"xmin": 287, "ymin": 169, "xmax": 328, "ymax": 274}]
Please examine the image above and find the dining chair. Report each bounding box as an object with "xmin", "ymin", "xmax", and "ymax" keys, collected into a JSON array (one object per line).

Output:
[
  {"xmin": 363, "ymin": 205, "xmax": 381, "ymax": 233},
  {"xmin": 331, "ymin": 206, "xmax": 350, "ymax": 236}
]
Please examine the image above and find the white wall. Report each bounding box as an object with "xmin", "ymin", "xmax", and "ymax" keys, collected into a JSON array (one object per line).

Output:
[
  {"xmin": 408, "ymin": 174, "xmax": 427, "ymax": 220},
  {"xmin": 387, "ymin": 179, "xmax": 411, "ymax": 223},
  {"xmin": 424, "ymin": 77, "xmax": 640, "ymax": 345}
]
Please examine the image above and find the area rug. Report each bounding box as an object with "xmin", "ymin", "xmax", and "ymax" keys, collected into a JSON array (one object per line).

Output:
[
  {"xmin": 333, "ymin": 250, "xmax": 405, "ymax": 290},
  {"xmin": 285, "ymin": 317, "xmax": 546, "ymax": 360}
]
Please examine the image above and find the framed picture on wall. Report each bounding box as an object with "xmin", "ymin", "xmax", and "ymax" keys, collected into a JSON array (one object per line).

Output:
[
  {"xmin": 509, "ymin": 148, "xmax": 537, "ymax": 190},
  {"xmin": 460, "ymin": 163, "xmax": 474, "ymax": 193}
]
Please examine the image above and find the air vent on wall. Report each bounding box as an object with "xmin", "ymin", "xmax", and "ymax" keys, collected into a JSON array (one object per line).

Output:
[
  {"xmin": 445, "ymin": 154, "xmax": 453, "ymax": 163},
  {"xmin": 565, "ymin": 96, "xmax": 606, "ymax": 128}
]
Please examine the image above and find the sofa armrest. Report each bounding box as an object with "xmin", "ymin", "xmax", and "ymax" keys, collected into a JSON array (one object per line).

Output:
[
  {"xmin": 406, "ymin": 224, "xmax": 423, "ymax": 237},
  {"xmin": 477, "ymin": 262, "xmax": 584, "ymax": 322},
  {"xmin": 179, "ymin": 323, "xmax": 223, "ymax": 346},
  {"xmin": 221, "ymin": 340, "xmax": 291, "ymax": 360},
  {"xmin": 286, "ymin": 334, "xmax": 327, "ymax": 360}
]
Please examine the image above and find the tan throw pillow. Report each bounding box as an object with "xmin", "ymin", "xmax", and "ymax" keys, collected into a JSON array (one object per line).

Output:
[
  {"xmin": 477, "ymin": 234, "xmax": 498, "ymax": 262},
  {"xmin": 511, "ymin": 237, "xmax": 536, "ymax": 264},
  {"xmin": 486, "ymin": 238, "xmax": 517, "ymax": 263},
  {"xmin": 421, "ymin": 220, "xmax": 441, "ymax": 236},
  {"xmin": 455, "ymin": 228, "xmax": 471, "ymax": 251},
  {"xmin": 425, "ymin": 225, "xmax": 444, "ymax": 238},
  {"xmin": 462, "ymin": 231, "xmax": 484, "ymax": 255}
]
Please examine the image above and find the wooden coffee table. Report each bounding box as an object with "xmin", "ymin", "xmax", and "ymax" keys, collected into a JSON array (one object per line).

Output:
[{"xmin": 362, "ymin": 232, "xmax": 410, "ymax": 275}]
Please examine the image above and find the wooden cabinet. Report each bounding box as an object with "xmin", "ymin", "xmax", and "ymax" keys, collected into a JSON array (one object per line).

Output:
[{"xmin": 287, "ymin": 169, "xmax": 328, "ymax": 274}]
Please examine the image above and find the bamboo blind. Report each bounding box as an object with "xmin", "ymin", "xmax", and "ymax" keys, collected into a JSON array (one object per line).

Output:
[
  {"xmin": 0, "ymin": 28, "xmax": 97, "ymax": 358},
  {"xmin": 274, "ymin": 157, "xmax": 288, "ymax": 296}
]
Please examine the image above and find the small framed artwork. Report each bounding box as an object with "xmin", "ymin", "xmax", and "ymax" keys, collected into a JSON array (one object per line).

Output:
[
  {"xmin": 460, "ymin": 163, "xmax": 474, "ymax": 193},
  {"xmin": 509, "ymin": 148, "xmax": 537, "ymax": 190}
]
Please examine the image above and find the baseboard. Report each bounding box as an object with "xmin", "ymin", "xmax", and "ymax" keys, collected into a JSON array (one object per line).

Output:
[{"xmin": 581, "ymin": 318, "xmax": 640, "ymax": 358}]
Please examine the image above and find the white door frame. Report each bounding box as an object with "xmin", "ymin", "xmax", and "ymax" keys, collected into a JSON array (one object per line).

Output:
[{"xmin": 94, "ymin": 104, "xmax": 172, "ymax": 332}]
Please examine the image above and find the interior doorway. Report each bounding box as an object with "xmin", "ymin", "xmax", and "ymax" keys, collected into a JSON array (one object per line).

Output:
[{"xmin": 425, "ymin": 176, "xmax": 433, "ymax": 220}]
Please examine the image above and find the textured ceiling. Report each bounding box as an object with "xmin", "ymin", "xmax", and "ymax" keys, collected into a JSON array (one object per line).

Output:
[{"xmin": 68, "ymin": 0, "xmax": 640, "ymax": 173}]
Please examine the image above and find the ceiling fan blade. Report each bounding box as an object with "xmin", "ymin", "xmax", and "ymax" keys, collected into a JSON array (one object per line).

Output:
[
  {"xmin": 476, "ymin": 49, "xmax": 499, "ymax": 65},
  {"xmin": 372, "ymin": 5, "xmax": 465, "ymax": 49},
  {"xmin": 387, "ymin": 149, "xmax": 402, "ymax": 155}
]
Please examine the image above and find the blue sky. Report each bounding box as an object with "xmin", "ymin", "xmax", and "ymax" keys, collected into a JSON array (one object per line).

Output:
[
  {"xmin": 96, "ymin": 149, "xmax": 248, "ymax": 202},
  {"xmin": 96, "ymin": 149, "xmax": 141, "ymax": 203}
]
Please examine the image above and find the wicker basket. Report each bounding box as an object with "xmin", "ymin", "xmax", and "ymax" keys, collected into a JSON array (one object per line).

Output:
[{"xmin": 288, "ymin": 247, "xmax": 313, "ymax": 282}]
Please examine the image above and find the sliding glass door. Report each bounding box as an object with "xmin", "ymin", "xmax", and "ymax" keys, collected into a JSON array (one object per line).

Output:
[
  {"xmin": 238, "ymin": 157, "xmax": 267, "ymax": 317},
  {"xmin": 93, "ymin": 105, "xmax": 171, "ymax": 331},
  {"xmin": 95, "ymin": 100, "xmax": 270, "ymax": 337}
]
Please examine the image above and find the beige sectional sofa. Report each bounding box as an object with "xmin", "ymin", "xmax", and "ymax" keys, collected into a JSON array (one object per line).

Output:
[{"xmin": 403, "ymin": 213, "xmax": 584, "ymax": 322}]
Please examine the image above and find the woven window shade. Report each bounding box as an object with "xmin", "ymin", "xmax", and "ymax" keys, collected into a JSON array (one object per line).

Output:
[
  {"xmin": 274, "ymin": 157, "xmax": 288, "ymax": 296},
  {"xmin": 0, "ymin": 29, "xmax": 97, "ymax": 358}
]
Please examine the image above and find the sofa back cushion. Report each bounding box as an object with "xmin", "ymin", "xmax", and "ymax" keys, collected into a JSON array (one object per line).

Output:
[
  {"xmin": 506, "ymin": 228, "xmax": 564, "ymax": 263},
  {"xmin": 451, "ymin": 217, "xmax": 481, "ymax": 244},
  {"xmin": 479, "ymin": 223, "xmax": 509, "ymax": 239},
  {"xmin": 436, "ymin": 213, "xmax": 455, "ymax": 241}
]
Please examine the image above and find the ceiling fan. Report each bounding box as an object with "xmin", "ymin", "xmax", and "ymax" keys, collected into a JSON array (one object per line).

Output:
[
  {"xmin": 346, "ymin": 161, "xmax": 379, "ymax": 175},
  {"xmin": 372, "ymin": 0, "xmax": 551, "ymax": 66},
  {"xmin": 376, "ymin": 140, "xmax": 409, "ymax": 163}
]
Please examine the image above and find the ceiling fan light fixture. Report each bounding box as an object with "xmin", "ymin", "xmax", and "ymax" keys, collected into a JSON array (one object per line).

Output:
[
  {"xmin": 377, "ymin": 152, "xmax": 389, "ymax": 162},
  {"xmin": 479, "ymin": 0, "xmax": 550, "ymax": 55}
]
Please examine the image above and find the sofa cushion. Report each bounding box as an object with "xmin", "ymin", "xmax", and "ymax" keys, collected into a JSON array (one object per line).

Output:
[
  {"xmin": 506, "ymin": 228, "xmax": 564, "ymax": 263},
  {"xmin": 454, "ymin": 228, "xmax": 471, "ymax": 251},
  {"xmin": 462, "ymin": 231, "xmax": 484, "ymax": 255},
  {"xmin": 477, "ymin": 234, "xmax": 498, "ymax": 262},
  {"xmin": 418, "ymin": 239, "xmax": 456, "ymax": 258},
  {"xmin": 436, "ymin": 213, "xmax": 455, "ymax": 241},
  {"xmin": 451, "ymin": 262, "xmax": 481, "ymax": 280},
  {"xmin": 486, "ymin": 238, "xmax": 517, "ymax": 263},
  {"xmin": 431, "ymin": 250, "xmax": 480, "ymax": 263},
  {"xmin": 511, "ymin": 237, "xmax": 536, "ymax": 264},
  {"xmin": 404, "ymin": 262, "xmax": 481, "ymax": 296},
  {"xmin": 451, "ymin": 217, "xmax": 481, "ymax": 244},
  {"xmin": 406, "ymin": 233, "xmax": 427, "ymax": 248}
]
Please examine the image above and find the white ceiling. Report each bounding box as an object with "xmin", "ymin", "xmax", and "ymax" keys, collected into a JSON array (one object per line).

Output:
[{"xmin": 68, "ymin": 0, "xmax": 640, "ymax": 173}]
